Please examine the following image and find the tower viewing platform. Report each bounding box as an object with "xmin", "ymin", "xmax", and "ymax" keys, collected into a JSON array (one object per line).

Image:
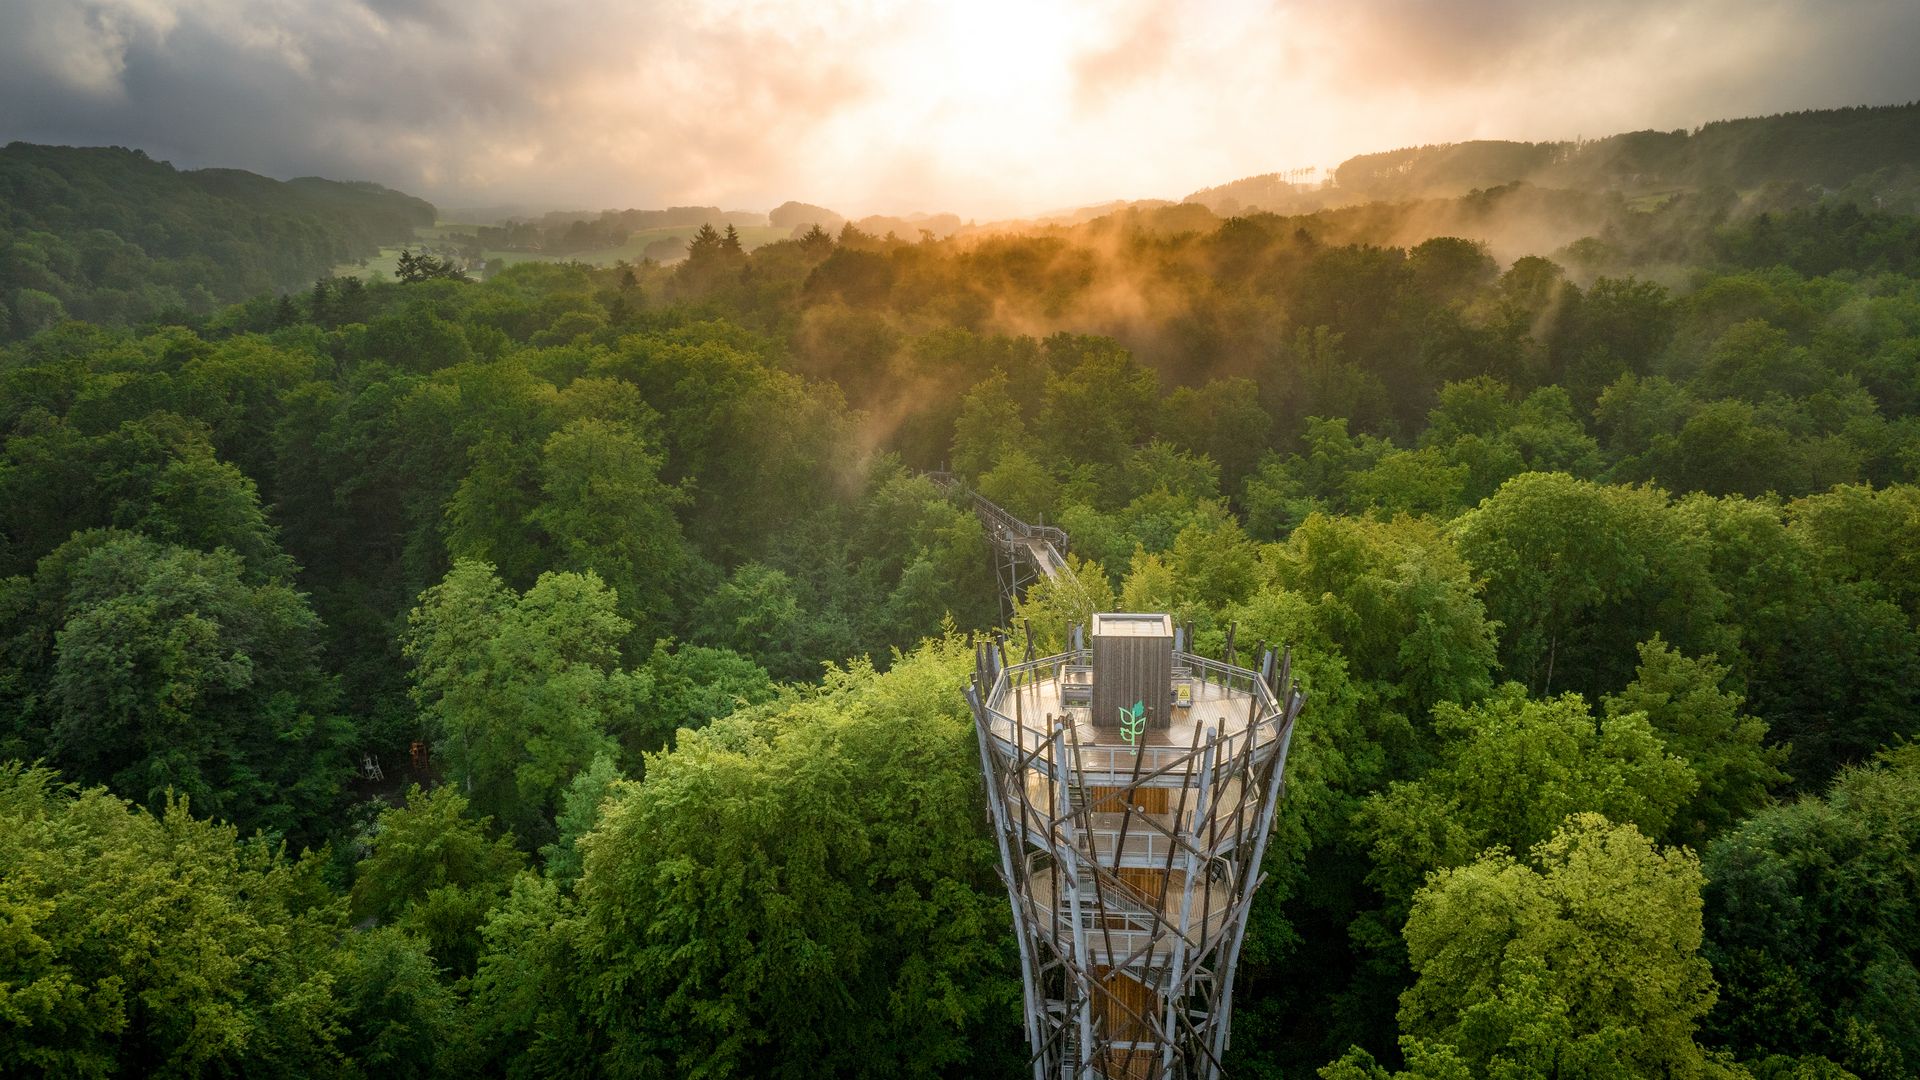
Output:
[{"xmin": 967, "ymin": 613, "xmax": 1305, "ymax": 1080}]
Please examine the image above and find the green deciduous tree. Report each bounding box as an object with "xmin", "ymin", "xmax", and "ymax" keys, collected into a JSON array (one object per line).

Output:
[
  {"xmin": 529, "ymin": 416, "xmax": 691, "ymax": 636},
  {"xmin": 1360, "ymin": 684, "xmax": 1695, "ymax": 912},
  {"xmin": 1554, "ymin": 276, "xmax": 1676, "ymax": 404},
  {"xmin": 0, "ymin": 530, "xmax": 349, "ymax": 843},
  {"xmin": 860, "ymin": 470, "xmax": 1000, "ymax": 643},
  {"xmin": 949, "ymin": 370, "xmax": 1029, "ymax": 479},
  {"xmin": 335, "ymin": 926, "xmax": 469, "ymax": 1078},
  {"xmin": 1702, "ymin": 748, "xmax": 1920, "ymax": 1080},
  {"xmin": 538, "ymin": 752, "xmax": 626, "ymax": 883},
  {"xmin": 597, "ymin": 332, "xmax": 857, "ymax": 563},
  {"xmin": 570, "ymin": 642, "xmax": 1022, "ymax": 1077},
  {"xmin": 466, "ymin": 873, "xmax": 602, "ymax": 1077},
  {"xmin": 405, "ymin": 560, "xmax": 631, "ymax": 840},
  {"xmin": 691, "ymin": 562, "xmax": 811, "ymax": 680},
  {"xmin": 1421, "ymin": 378, "xmax": 1603, "ymax": 502},
  {"xmin": 1038, "ymin": 334, "xmax": 1158, "ymax": 468},
  {"xmin": 1789, "ymin": 484, "xmax": 1920, "ymax": 621},
  {"xmin": 1387, "ymin": 814, "xmax": 1736, "ymax": 1080},
  {"xmin": 1167, "ymin": 513, "xmax": 1262, "ymax": 611},
  {"xmin": 350, "ymin": 784, "xmax": 524, "ymax": 977},
  {"xmin": 626, "ymin": 640, "xmax": 777, "ymax": 758},
  {"xmin": 1119, "ymin": 440, "xmax": 1222, "ymax": 505},
  {"xmin": 0, "ymin": 763, "xmax": 346, "ymax": 1076},
  {"xmin": 1677, "ymin": 491, "xmax": 1920, "ymax": 788},
  {"xmin": 1407, "ymin": 237, "xmax": 1498, "ymax": 307},
  {"xmin": 1602, "ymin": 637, "xmax": 1788, "ymax": 843},
  {"xmin": 1161, "ymin": 377, "xmax": 1272, "ymax": 495},
  {"xmin": 1264, "ymin": 513, "xmax": 1500, "ymax": 720},
  {"xmin": 1350, "ymin": 447, "xmax": 1471, "ymax": 519},
  {"xmin": 975, "ymin": 447, "xmax": 1059, "ymax": 521},
  {"xmin": 1453, "ymin": 472, "xmax": 1732, "ymax": 698},
  {"xmin": 0, "ymin": 411, "xmax": 294, "ymax": 582}
]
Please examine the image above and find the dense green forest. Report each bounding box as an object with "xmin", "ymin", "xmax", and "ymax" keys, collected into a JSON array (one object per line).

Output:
[
  {"xmin": 4, "ymin": 116, "xmax": 1920, "ymax": 1078},
  {"xmin": 0, "ymin": 144, "xmax": 434, "ymax": 340}
]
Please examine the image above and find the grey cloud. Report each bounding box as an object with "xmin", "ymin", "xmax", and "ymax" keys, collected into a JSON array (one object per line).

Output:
[
  {"xmin": 1318, "ymin": 0, "xmax": 1621, "ymax": 84},
  {"xmin": 1311, "ymin": 0, "xmax": 1920, "ymax": 114},
  {"xmin": 0, "ymin": 0, "xmax": 1916, "ymax": 216},
  {"xmin": 0, "ymin": 0, "xmax": 875, "ymax": 208}
]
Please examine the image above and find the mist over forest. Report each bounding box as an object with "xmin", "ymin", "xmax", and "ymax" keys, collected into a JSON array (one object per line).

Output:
[{"xmin": 5, "ymin": 71, "xmax": 1920, "ymax": 1080}]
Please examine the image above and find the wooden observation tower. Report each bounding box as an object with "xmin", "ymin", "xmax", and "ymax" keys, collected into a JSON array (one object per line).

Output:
[{"xmin": 966, "ymin": 614, "xmax": 1304, "ymax": 1079}]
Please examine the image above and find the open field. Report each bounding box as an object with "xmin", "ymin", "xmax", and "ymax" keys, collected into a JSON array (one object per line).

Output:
[{"xmin": 331, "ymin": 246, "xmax": 410, "ymax": 279}]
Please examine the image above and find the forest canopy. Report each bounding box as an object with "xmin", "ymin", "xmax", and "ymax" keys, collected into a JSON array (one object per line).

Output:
[{"xmin": 4, "ymin": 103, "xmax": 1920, "ymax": 1078}]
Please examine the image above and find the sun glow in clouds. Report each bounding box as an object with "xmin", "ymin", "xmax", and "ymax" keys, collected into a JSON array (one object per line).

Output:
[{"xmin": 809, "ymin": 2, "xmax": 1094, "ymax": 213}]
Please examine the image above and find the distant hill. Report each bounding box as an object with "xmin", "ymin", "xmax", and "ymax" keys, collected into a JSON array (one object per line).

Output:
[
  {"xmin": 0, "ymin": 143, "xmax": 434, "ymax": 338},
  {"xmin": 543, "ymin": 206, "xmax": 765, "ymax": 231},
  {"xmin": 1332, "ymin": 102, "xmax": 1920, "ymax": 200},
  {"xmin": 472, "ymin": 205, "xmax": 770, "ymax": 257},
  {"xmin": 770, "ymin": 201, "xmax": 845, "ymax": 233},
  {"xmin": 1031, "ymin": 198, "xmax": 1178, "ymax": 227},
  {"xmin": 439, "ymin": 204, "xmax": 545, "ymax": 227},
  {"xmin": 1182, "ymin": 171, "xmax": 1331, "ymax": 216},
  {"xmin": 851, "ymin": 212, "xmax": 965, "ymax": 240},
  {"xmin": 1183, "ymin": 102, "xmax": 1920, "ymax": 216}
]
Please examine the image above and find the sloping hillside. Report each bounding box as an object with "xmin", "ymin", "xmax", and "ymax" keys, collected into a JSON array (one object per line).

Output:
[
  {"xmin": 1332, "ymin": 102, "xmax": 1920, "ymax": 199},
  {"xmin": 1184, "ymin": 103, "xmax": 1920, "ymax": 215},
  {"xmin": 0, "ymin": 143, "xmax": 434, "ymax": 338}
]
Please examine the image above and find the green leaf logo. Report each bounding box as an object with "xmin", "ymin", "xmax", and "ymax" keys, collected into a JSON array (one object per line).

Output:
[{"xmin": 1119, "ymin": 700, "xmax": 1146, "ymax": 752}]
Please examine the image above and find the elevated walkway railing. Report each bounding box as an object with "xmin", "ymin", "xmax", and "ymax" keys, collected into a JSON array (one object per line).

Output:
[{"xmin": 926, "ymin": 470, "xmax": 1069, "ymax": 582}]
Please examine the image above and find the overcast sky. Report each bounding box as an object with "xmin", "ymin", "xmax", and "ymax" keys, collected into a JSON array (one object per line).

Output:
[{"xmin": 3, "ymin": 0, "xmax": 1916, "ymax": 218}]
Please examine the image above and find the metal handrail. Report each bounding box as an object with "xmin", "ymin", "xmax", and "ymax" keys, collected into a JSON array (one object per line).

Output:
[
  {"xmin": 926, "ymin": 470, "xmax": 1071, "ymax": 554},
  {"xmin": 980, "ymin": 650, "xmax": 1288, "ymax": 782}
]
